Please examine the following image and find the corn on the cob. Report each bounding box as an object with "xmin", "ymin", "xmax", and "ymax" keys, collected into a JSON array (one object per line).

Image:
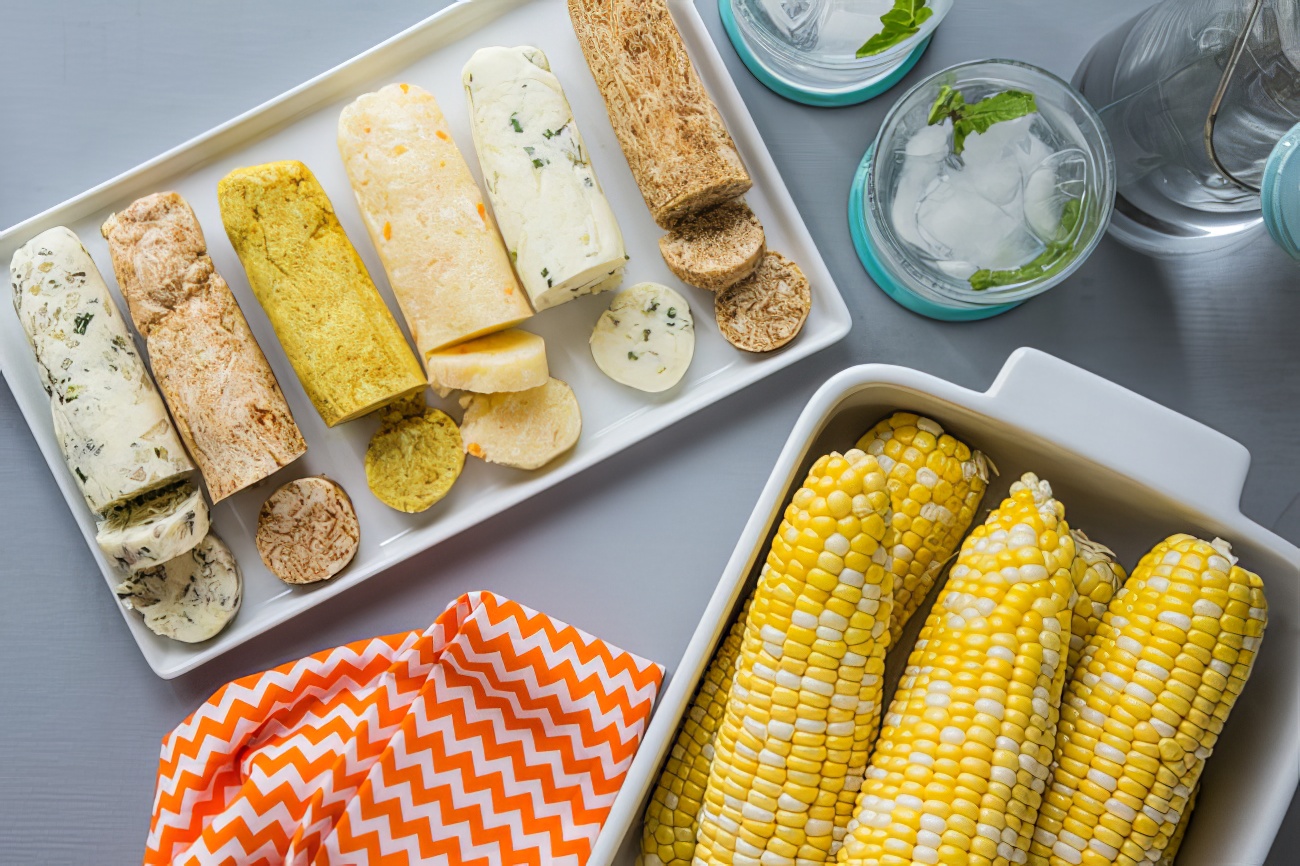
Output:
[
  {"xmin": 694, "ymin": 449, "xmax": 895, "ymax": 866},
  {"xmin": 641, "ymin": 596, "xmax": 754, "ymax": 866},
  {"xmin": 1065, "ymin": 531, "xmax": 1127, "ymax": 682},
  {"xmin": 838, "ymin": 472, "xmax": 1077, "ymax": 866},
  {"xmin": 1029, "ymin": 535, "xmax": 1267, "ymax": 866},
  {"xmin": 1155, "ymin": 783, "xmax": 1197, "ymax": 866},
  {"xmin": 856, "ymin": 412, "xmax": 990, "ymax": 648}
]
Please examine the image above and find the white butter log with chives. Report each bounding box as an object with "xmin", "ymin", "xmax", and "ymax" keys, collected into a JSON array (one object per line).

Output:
[
  {"xmin": 10, "ymin": 227, "xmax": 195, "ymax": 513},
  {"xmin": 463, "ymin": 45, "xmax": 627, "ymax": 311}
]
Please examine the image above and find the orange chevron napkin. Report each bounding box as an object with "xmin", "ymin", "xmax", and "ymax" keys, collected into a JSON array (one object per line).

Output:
[{"xmin": 145, "ymin": 591, "xmax": 664, "ymax": 866}]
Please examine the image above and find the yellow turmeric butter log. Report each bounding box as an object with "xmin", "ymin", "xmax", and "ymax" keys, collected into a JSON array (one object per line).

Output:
[
  {"xmin": 217, "ymin": 160, "xmax": 425, "ymax": 427},
  {"xmin": 338, "ymin": 83, "xmax": 534, "ymax": 363}
]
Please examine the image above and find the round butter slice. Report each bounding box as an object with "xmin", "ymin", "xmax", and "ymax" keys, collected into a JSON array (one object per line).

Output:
[
  {"xmin": 460, "ymin": 378, "xmax": 581, "ymax": 471},
  {"xmin": 366, "ymin": 403, "xmax": 464, "ymax": 513},
  {"xmin": 257, "ymin": 476, "xmax": 360, "ymax": 585},
  {"xmin": 115, "ymin": 533, "xmax": 241, "ymax": 643},
  {"xmin": 590, "ymin": 283, "xmax": 694, "ymax": 392},
  {"xmin": 95, "ymin": 481, "xmax": 210, "ymax": 572},
  {"xmin": 426, "ymin": 329, "xmax": 549, "ymax": 396}
]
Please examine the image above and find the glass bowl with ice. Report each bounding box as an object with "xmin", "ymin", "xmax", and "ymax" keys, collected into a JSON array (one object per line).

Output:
[
  {"xmin": 723, "ymin": 0, "xmax": 954, "ymax": 104},
  {"xmin": 856, "ymin": 59, "xmax": 1115, "ymax": 318}
]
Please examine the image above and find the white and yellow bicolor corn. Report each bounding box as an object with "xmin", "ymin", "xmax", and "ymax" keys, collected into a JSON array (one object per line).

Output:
[
  {"xmin": 694, "ymin": 449, "xmax": 895, "ymax": 866},
  {"xmin": 857, "ymin": 413, "xmax": 990, "ymax": 648},
  {"xmin": 641, "ymin": 596, "xmax": 753, "ymax": 866},
  {"xmin": 838, "ymin": 472, "xmax": 1078, "ymax": 866},
  {"xmin": 1065, "ymin": 531, "xmax": 1127, "ymax": 683},
  {"xmin": 1029, "ymin": 535, "xmax": 1267, "ymax": 866}
]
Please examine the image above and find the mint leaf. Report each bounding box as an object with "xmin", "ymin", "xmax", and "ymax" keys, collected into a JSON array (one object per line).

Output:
[
  {"xmin": 857, "ymin": 0, "xmax": 933, "ymax": 57},
  {"xmin": 928, "ymin": 86, "xmax": 1038, "ymax": 155},
  {"xmin": 968, "ymin": 198, "xmax": 1084, "ymax": 291}
]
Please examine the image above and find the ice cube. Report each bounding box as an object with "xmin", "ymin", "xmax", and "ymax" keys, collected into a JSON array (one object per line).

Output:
[
  {"xmin": 905, "ymin": 123, "xmax": 951, "ymax": 158},
  {"xmin": 887, "ymin": 106, "xmax": 1069, "ymax": 278},
  {"xmin": 915, "ymin": 178, "xmax": 1041, "ymax": 271},
  {"xmin": 1024, "ymin": 148, "xmax": 1087, "ymax": 241}
]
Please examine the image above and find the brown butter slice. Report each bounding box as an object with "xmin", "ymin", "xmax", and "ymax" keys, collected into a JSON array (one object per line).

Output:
[
  {"xmin": 256, "ymin": 476, "xmax": 360, "ymax": 585},
  {"xmin": 714, "ymin": 251, "xmax": 811, "ymax": 353}
]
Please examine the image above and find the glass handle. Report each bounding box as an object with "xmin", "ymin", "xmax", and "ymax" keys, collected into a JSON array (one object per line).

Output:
[{"xmin": 1204, "ymin": 0, "xmax": 1266, "ymax": 193}]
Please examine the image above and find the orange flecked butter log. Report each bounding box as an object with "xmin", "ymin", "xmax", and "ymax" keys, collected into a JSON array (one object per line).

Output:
[
  {"xmin": 338, "ymin": 83, "xmax": 533, "ymax": 364},
  {"xmin": 217, "ymin": 160, "xmax": 425, "ymax": 427}
]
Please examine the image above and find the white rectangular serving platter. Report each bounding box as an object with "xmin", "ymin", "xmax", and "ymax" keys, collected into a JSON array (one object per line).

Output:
[
  {"xmin": 592, "ymin": 348, "xmax": 1300, "ymax": 866},
  {"xmin": 0, "ymin": 0, "xmax": 851, "ymax": 679}
]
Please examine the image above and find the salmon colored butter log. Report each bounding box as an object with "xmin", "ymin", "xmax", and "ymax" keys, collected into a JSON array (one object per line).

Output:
[{"xmin": 338, "ymin": 82, "xmax": 533, "ymax": 365}]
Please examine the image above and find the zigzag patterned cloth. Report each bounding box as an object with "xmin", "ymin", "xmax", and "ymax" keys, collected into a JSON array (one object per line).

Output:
[{"xmin": 145, "ymin": 591, "xmax": 664, "ymax": 865}]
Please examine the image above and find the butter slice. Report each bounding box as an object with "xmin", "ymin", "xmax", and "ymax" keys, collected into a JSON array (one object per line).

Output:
[
  {"xmin": 339, "ymin": 83, "xmax": 534, "ymax": 362},
  {"xmin": 426, "ymin": 329, "xmax": 549, "ymax": 396},
  {"xmin": 463, "ymin": 46, "xmax": 627, "ymax": 310}
]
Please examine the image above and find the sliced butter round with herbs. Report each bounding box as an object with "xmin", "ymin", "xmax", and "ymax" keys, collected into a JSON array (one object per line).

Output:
[
  {"xmin": 365, "ymin": 402, "xmax": 464, "ymax": 513},
  {"xmin": 589, "ymin": 282, "xmax": 694, "ymax": 393},
  {"xmin": 115, "ymin": 533, "xmax": 241, "ymax": 644},
  {"xmin": 425, "ymin": 329, "xmax": 549, "ymax": 396},
  {"xmin": 95, "ymin": 480, "xmax": 210, "ymax": 572}
]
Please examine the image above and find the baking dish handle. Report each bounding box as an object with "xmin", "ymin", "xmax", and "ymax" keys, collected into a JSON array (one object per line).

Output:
[{"xmin": 984, "ymin": 348, "xmax": 1251, "ymax": 515}]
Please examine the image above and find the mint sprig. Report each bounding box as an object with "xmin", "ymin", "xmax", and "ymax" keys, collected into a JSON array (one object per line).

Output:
[
  {"xmin": 928, "ymin": 85, "xmax": 1038, "ymax": 155},
  {"xmin": 857, "ymin": 0, "xmax": 933, "ymax": 58},
  {"xmin": 969, "ymin": 198, "xmax": 1084, "ymax": 291}
]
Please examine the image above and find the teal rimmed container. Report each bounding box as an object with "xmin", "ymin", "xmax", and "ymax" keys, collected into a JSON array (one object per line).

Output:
[
  {"xmin": 849, "ymin": 59, "xmax": 1116, "ymax": 321},
  {"xmin": 719, "ymin": 0, "xmax": 951, "ymax": 107},
  {"xmin": 1261, "ymin": 122, "xmax": 1300, "ymax": 261}
]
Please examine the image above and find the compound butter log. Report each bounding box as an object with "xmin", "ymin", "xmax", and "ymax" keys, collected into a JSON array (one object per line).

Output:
[
  {"xmin": 338, "ymin": 83, "xmax": 533, "ymax": 361},
  {"xmin": 217, "ymin": 161, "xmax": 426, "ymax": 427},
  {"xmin": 9, "ymin": 226, "xmax": 195, "ymax": 513},
  {"xmin": 568, "ymin": 0, "xmax": 752, "ymax": 228},
  {"xmin": 101, "ymin": 192, "xmax": 307, "ymax": 501}
]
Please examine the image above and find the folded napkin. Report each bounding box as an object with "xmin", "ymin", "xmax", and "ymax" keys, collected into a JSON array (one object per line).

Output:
[{"xmin": 145, "ymin": 591, "xmax": 664, "ymax": 865}]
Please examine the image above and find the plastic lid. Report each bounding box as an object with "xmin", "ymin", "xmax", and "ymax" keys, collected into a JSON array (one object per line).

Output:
[
  {"xmin": 719, "ymin": 0, "xmax": 931, "ymax": 108},
  {"xmin": 1262, "ymin": 122, "xmax": 1300, "ymax": 261}
]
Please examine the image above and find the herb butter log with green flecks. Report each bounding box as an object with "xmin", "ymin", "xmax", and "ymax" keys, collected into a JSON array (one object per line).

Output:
[
  {"xmin": 463, "ymin": 46, "xmax": 627, "ymax": 310},
  {"xmin": 218, "ymin": 161, "xmax": 426, "ymax": 426},
  {"xmin": 9, "ymin": 227, "xmax": 196, "ymax": 513}
]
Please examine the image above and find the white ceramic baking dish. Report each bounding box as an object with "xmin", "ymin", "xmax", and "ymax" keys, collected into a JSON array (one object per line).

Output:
[{"xmin": 592, "ymin": 347, "xmax": 1299, "ymax": 866}]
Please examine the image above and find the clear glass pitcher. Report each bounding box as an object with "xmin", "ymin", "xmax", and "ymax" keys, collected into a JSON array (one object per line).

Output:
[{"xmin": 1074, "ymin": 0, "xmax": 1300, "ymax": 256}]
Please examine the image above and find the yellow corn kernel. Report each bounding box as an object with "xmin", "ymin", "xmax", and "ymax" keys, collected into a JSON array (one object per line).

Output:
[
  {"xmin": 1065, "ymin": 531, "xmax": 1127, "ymax": 682},
  {"xmin": 839, "ymin": 473, "xmax": 1077, "ymax": 866},
  {"xmin": 695, "ymin": 450, "xmax": 895, "ymax": 866},
  {"xmin": 639, "ymin": 595, "xmax": 753, "ymax": 866},
  {"xmin": 856, "ymin": 413, "xmax": 991, "ymax": 647},
  {"xmin": 1030, "ymin": 535, "xmax": 1266, "ymax": 866}
]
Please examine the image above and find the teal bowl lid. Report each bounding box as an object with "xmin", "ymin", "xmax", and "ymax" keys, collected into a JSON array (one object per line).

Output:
[
  {"xmin": 719, "ymin": 0, "xmax": 931, "ymax": 108},
  {"xmin": 1262, "ymin": 122, "xmax": 1300, "ymax": 261}
]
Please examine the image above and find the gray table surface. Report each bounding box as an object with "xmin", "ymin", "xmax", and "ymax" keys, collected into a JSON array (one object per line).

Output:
[{"xmin": 0, "ymin": 0, "xmax": 1295, "ymax": 862}]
